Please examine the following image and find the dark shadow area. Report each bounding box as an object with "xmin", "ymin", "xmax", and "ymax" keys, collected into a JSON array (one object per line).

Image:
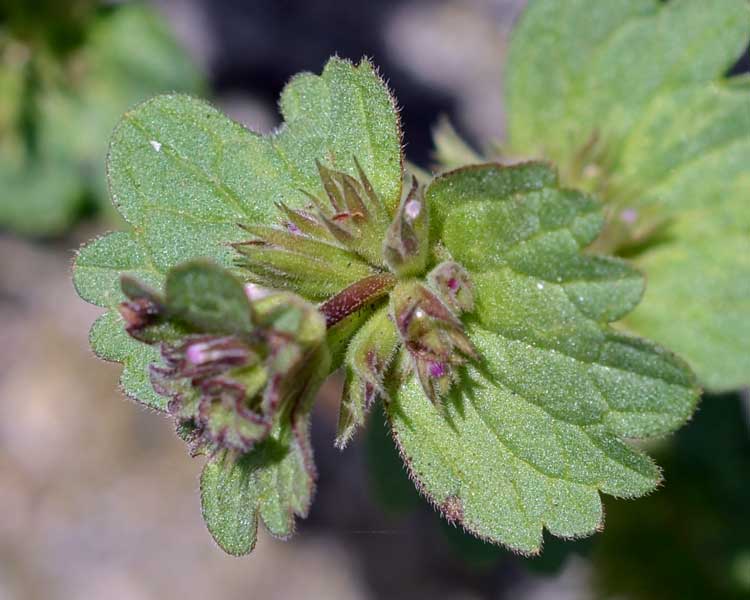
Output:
[
  {"xmin": 728, "ymin": 43, "xmax": 750, "ymax": 77},
  {"xmin": 306, "ymin": 400, "xmax": 525, "ymax": 599},
  {"xmin": 200, "ymin": 0, "xmax": 461, "ymax": 166}
]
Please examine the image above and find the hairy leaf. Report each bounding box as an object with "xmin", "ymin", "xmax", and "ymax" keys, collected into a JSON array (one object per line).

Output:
[
  {"xmin": 73, "ymin": 57, "xmax": 403, "ymax": 408},
  {"xmin": 387, "ymin": 164, "xmax": 698, "ymax": 554},
  {"xmin": 200, "ymin": 330, "xmax": 329, "ymax": 555},
  {"xmin": 200, "ymin": 431, "xmax": 314, "ymax": 555},
  {"xmin": 506, "ymin": 0, "xmax": 750, "ymax": 389},
  {"xmin": 165, "ymin": 261, "xmax": 253, "ymax": 334},
  {"xmin": 75, "ymin": 232, "xmax": 166, "ymax": 409}
]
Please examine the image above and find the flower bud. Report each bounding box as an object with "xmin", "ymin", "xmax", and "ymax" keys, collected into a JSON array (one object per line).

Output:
[
  {"xmin": 427, "ymin": 261, "xmax": 475, "ymax": 314},
  {"xmin": 150, "ymin": 334, "xmax": 269, "ymax": 453},
  {"xmin": 383, "ymin": 177, "xmax": 429, "ymax": 277},
  {"xmin": 118, "ymin": 276, "xmax": 164, "ymax": 340},
  {"xmin": 120, "ymin": 262, "xmax": 330, "ymax": 455},
  {"xmin": 336, "ymin": 307, "xmax": 399, "ymax": 448},
  {"xmin": 390, "ymin": 281, "xmax": 477, "ymax": 403}
]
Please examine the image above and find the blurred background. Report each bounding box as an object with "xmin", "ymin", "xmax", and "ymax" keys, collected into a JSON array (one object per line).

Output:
[{"xmin": 1, "ymin": 1, "xmax": 749, "ymax": 599}]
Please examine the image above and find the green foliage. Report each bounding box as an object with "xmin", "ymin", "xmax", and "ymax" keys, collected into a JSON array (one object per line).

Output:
[
  {"xmin": 201, "ymin": 431, "xmax": 315, "ymax": 556},
  {"xmin": 164, "ymin": 261, "xmax": 254, "ymax": 334},
  {"xmin": 74, "ymin": 58, "xmax": 405, "ymax": 552},
  {"xmin": 0, "ymin": 2, "xmax": 202, "ymax": 235},
  {"xmin": 389, "ymin": 164, "xmax": 696, "ymax": 554},
  {"xmin": 505, "ymin": 0, "xmax": 750, "ymax": 390},
  {"xmin": 74, "ymin": 56, "xmax": 698, "ymax": 556},
  {"xmin": 115, "ymin": 259, "xmax": 329, "ymax": 552},
  {"xmin": 338, "ymin": 307, "xmax": 399, "ymax": 449},
  {"xmin": 74, "ymin": 57, "xmax": 401, "ymax": 403},
  {"xmin": 365, "ymin": 404, "xmax": 423, "ymax": 515},
  {"xmin": 431, "ymin": 116, "xmax": 483, "ymax": 171}
]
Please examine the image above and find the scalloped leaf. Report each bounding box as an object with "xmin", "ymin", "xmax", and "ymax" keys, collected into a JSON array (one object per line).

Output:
[
  {"xmin": 386, "ymin": 164, "xmax": 698, "ymax": 555},
  {"xmin": 506, "ymin": 0, "xmax": 750, "ymax": 389},
  {"xmin": 73, "ymin": 56, "xmax": 403, "ymax": 407},
  {"xmin": 200, "ymin": 430, "xmax": 314, "ymax": 556}
]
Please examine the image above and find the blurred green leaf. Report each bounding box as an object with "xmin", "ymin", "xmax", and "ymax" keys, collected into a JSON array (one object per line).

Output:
[
  {"xmin": 0, "ymin": 159, "xmax": 84, "ymax": 234},
  {"xmin": 431, "ymin": 116, "xmax": 482, "ymax": 171},
  {"xmin": 505, "ymin": 0, "xmax": 750, "ymax": 389},
  {"xmin": 0, "ymin": 3, "xmax": 203, "ymax": 235},
  {"xmin": 365, "ymin": 402, "xmax": 422, "ymax": 515}
]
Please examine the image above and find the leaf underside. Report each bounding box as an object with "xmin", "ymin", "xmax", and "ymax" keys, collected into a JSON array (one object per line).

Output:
[
  {"xmin": 506, "ymin": 0, "xmax": 750, "ymax": 390},
  {"xmin": 388, "ymin": 164, "xmax": 698, "ymax": 554}
]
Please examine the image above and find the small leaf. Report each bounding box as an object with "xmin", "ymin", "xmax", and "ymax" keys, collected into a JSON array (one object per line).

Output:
[
  {"xmin": 506, "ymin": 0, "xmax": 750, "ymax": 388},
  {"xmin": 200, "ymin": 341, "xmax": 328, "ymax": 555},
  {"xmin": 165, "ymin": 261, "xmax": 253, "ymax": 334},
  {"xmin": 431, "ymin": 116, "xmax": 483, "ymax": 170},
  {"xmin": 387, "ymin": 164, "xmax": 698, "ymax": 554},
  {"xmin": 200, "ymin": 433, "xmax": 313, "ymax": 556}
]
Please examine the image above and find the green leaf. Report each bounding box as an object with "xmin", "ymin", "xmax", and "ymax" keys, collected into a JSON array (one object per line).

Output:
[
  {"xmin": 506, "ymin": 0, "xmax": 750, "ymax": 389},
  {"xmin": 200, "ymin": 340, "xmax": 328, "ymax": 555},
  {"xmin": 165, "ymin": 261, "xmax": 253, "ymax": 334},
  {"xmin": 89, "ymin": 311, "xmax": 167, "ymax": 411},
  {"xmin": 74, "ymin": 232, "xmax": 166, "ymax": 410},
  {"xmin": 105, "ymin": 62, "xmax": 401, "ymax": 271},
  {"xmin": 74, "ymin": 56, "xmax": 403, "ymax": 409},
  {"xmin": 74, "ymin": 231, "xmax": 163, "ymax": 308},
  {"xmin": 200, "ymin": 433, "xmax": 314, "ymax": 556},
  {"xmin": 387, "ymin": 164, "xmax": 698, "ymax": 554},
  {"xmin": 0, "ymin": 3, "xmax": 203, "ymax": 235},
  {"xmin": 0, "ymin": 160, "xmax": 84, "ymax": 236}
]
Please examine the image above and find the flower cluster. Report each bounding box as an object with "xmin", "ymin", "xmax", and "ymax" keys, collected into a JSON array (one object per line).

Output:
[
  {"xmin": 119, "ymin": 263, "xmax": 328, "ymax": 455},
  {"xmin": 119, "ymin": 159, "xmax": 479, "ymax": 454},
  {"xmin": 233, "ymin": 160, "xmax": 479, "ymax": 437}
]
